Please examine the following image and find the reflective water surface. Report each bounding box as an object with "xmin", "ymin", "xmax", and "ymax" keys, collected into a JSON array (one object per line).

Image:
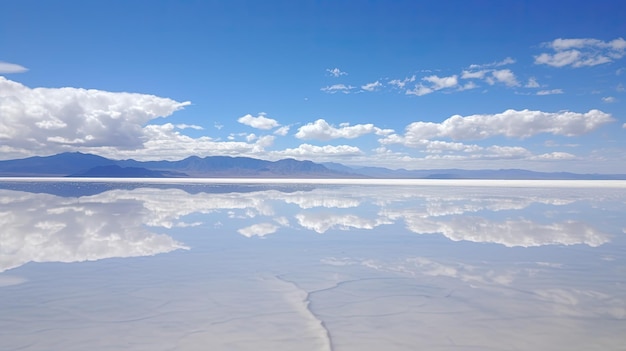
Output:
[{"xmin": 1, "ymin": 181, "xmax": 625, "ymax": 350}]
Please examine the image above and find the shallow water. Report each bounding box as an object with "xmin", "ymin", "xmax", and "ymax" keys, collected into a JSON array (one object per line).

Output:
[{"xmin": 1, "ymin": 180, "xmax": 625, "ymax": 350}]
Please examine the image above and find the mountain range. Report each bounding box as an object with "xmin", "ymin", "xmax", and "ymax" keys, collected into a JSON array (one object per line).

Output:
[{"xmin": 0, "ymin": 152, "xmax": 625, "ymax": 180}]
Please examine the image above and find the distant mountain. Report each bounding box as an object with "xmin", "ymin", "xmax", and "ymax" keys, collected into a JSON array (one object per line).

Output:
[
  {"xmin": 0, "ymin": 152, "xmax": 115, "ymax": 176},
  {"xmin": 0, "ymin": 152, "xmax": 625, "ymax": 179},
  {"xmin": 70, "ymin": 165, "xmax": 187, "ymax": 178},
  {"xmin": 0, "ymin": 152, "xmax": 350, "ymax": 178}
]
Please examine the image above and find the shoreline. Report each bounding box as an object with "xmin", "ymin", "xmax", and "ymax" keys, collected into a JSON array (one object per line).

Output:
[{"xmin": 2, "ymin": 177, "xmax": 626, "ymax": 188}]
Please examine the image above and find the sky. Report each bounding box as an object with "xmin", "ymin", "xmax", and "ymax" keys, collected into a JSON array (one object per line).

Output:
[{"xmin": 1, "ymin": 0, "xmax": 626, "ymax": 173}]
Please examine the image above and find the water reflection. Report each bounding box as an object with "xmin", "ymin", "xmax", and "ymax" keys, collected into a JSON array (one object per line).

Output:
[
  {"xmin": 0, "ymin": 182, "xmax": 624, "ymax": 350},
  {"xmin": 0, "ymin": 189, "xmax": 188, "ymax": 273},
  {"xmin": 0, "ymin": 184, "xmax": 622, "ymax": 273}
]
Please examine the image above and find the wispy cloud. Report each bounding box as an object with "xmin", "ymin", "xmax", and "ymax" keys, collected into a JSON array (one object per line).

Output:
[
  {"xmin": 525, "ymin": 77, "xmax": 540, "ymax": 88},
  {"xmin": 406, "ymin": 75, "xmax": 458, "ymax": 96},
  {"xmin": 535, "ymin": 37, "xmax": 626, "ymax": 67},
  {"xmin": 536, "ymin": 89, "xmax": 564, "ymax": 95},
  {"xmin": 175, "ymin": 124, "xmax": 204, "ymax": 130},
  {"xmin": 361, "ymin": 80, "xmax": 383, "ymax": 91},
  {"xmin": 320, "ymin": 84, "xmax": 355, "ymax": 94},
  {"xmin": 468, "ymin": 57, "xmax": 516, "ymax": 69},
  {"xmin": 602, "ymin": 96, "xmax": 616, "ymax": 103},
  {"xmin": 388, "ymin": 75, "xmax": 416, "ymax": 89},
  {"xmin": 326, "ymin": 67, "xmax": 347, "ymax": 77},
  {"xmin": 0, "ymin": 61, "xmax": 28, "ymax": 74},
  {"xmin": 273, "ymin": 125, "xmax": 290, "ymax": 136}
]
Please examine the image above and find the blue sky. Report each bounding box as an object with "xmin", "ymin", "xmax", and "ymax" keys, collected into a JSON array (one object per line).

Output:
[{"xmin": 1, "ymin": 0, "xmax": 625, "ymax": 173}]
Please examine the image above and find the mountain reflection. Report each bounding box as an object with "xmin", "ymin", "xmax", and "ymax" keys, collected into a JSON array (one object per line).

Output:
[{"xmin": 1, "ymin": 183, "xmax": 620, "ymax": 272}]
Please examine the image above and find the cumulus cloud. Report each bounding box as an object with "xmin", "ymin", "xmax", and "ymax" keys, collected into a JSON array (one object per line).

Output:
[
  {"xmin": 237, "ymin": 113, "xmax": 280, "ymax": 130},
  {"xmin": 295, "ymin": 119, "xmax": 393, "ymax": 140},
  {"xmin": 0, "ymin": 61, "xmax": 28, "ymax": 74},
  {"xmin": 487, "ymin": 69, "xmax": 519, "ymax": 87},
  {"xmin": 361, "ymin": 80, "xmax": 383, "ymax": 91},
  {"xmin": 380, "ymin": 109, "xmax": 613, "ymax": 143},
  {"xmin": 93, "ymin": 124, "xmax": 276, "ymax": 161},
  {"xmin": 0, "ymin": 77, "xmax": 190, "ymax": 158},
  {"xmin": 535, "ymin": 37, "xmax": 626, "ymax": 67},
  {"xmin": 320, "ymin": 84, "xmax": 355, "ymax": 94},
  {"xmin": 326, "ymin": 67, "xmax": 347, "ymax": 77}
]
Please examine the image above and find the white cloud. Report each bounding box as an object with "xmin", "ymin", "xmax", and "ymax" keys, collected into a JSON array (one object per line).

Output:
[
  {"xmin": 295, "ymin": 119, "xmax": 393, "ymax": 140},
  {"xmin": 380, "ymin": 109, "xmax": 614, "ymax": 143},
  {"xmin": 361, "ymin": 80, "xmax": 383, "ymax": 91},
  {"xmin": 0, "ymin": 61, "xmax": 28, "ymax": 74},
  {"xmin": 461, "ymin": 70, "xmax": 488, "ymax": 79},
  {"xmin": 237, "ymin": 113, "xmax": 280, "ymax": 130},
  {"xmin": 405, "ymin": 85, "xmax": 433, "ymax": 96},
  {"xmin": 526, "ymin": 77, "xmax": 540, "ymax": 88},
  {"xmin": 406, "ymin": 75, "xmax": 458, "ymax": 96},
  {"xmin": 175, "ymin": 124, "xmax": 204, "ymax": 130},
  {"xmin": 326, "ymin": 67, "xmax": 347, "ymax": 77},
  {"xmin": 274, "ymin": 125, "xmax": 290, "ymax": 136},
  {"xmin": 537, "ymin": 89, "xmax": 564, "ymax": 95},
  {"xmin": 531, "ymin": 152, "xmax": 576, "ymax": 160},
  {"xmin": 422, "ymin": 74, "xmax": 458, "ymax": 90},
  {"xmin": 459, "ymin": 81, "xmax": 478, "ymax": 91},
  {"xmin": 89, "ymin": 124, "xmax": 276, "ymax": 161},
  {"xmin": 487, "ymin": 69, "xmax": 519, "ymax": 87},
  {"xmin": 602, "ymin": 96, "xmax": 616, "ymax": 103},
  {"xmin": 468, "ymin": 57, "xmax": 516, "ymax": 69},
  {"xmin": 272, "ymin": 143, "xmax": 362, "ymax": 158},
  {"xmin": 388, "ymin": 75, "xmax": 416, "ymax": 89},
  {"xmin": 320, "ymin": 84, "xmax": 355, "ymax": 94},
  {"xmin": 535, "ymin": 37, "xmax": 626, "ymax": 67},
  {"xmin": 0, "ymin": 77, "xmax": 190, "ymax": 158},
  {"xmin": 462, "ymin": 68, "xmax": 519, "ymax": 88}
]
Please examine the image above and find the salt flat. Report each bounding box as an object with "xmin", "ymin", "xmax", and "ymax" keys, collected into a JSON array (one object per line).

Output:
[{"xmin": 1, "ymin": 182, "xmax": 624, "ymax": 350}]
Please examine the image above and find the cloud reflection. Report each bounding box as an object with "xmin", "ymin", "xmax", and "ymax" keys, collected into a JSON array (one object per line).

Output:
[
  {"xmin": 0, "ymin": 190, "xmax": 188, "ymax": 273},
  {"xmin": 1, "ymin": 184, "xmax": 620, "ymax": 273}
]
